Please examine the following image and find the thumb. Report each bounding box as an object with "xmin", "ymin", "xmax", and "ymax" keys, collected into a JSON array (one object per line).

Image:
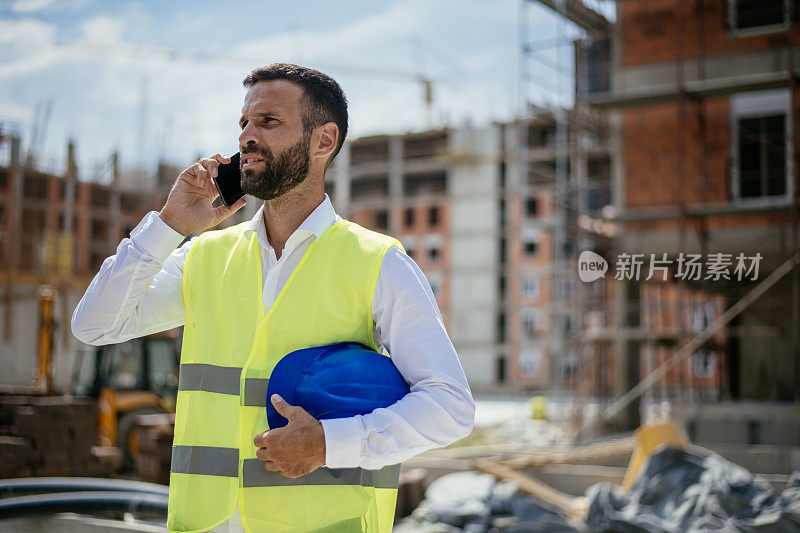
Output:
[
  {"xmin": 271, "ymin": 394, "xmax": 297, "ymax": 419},
  {"xmin": 214, "ymin": 197, "xmax": 247, "ymax": 223},
  {"xmin": 219, "ymin": 196, "xmax": 247, "ymax": 215},
  {"xmin": 228, "ymin": 196, "xmax": 247, "ymax": 213}
]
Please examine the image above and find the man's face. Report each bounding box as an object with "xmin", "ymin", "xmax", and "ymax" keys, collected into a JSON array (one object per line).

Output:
[{"xmin": 238, "ymin": 80, "xmax": 312, "ymax": 200}]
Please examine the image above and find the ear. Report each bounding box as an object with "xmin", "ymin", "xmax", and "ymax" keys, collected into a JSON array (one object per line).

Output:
[{"xmin": 311, "ymin": 122, "xmax": 339, "ymax": 165}]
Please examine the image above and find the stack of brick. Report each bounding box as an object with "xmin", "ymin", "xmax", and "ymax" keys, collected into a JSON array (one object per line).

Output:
[
  {"xmin": 0, "ymin": 436, "xmax": 36, "ymax": 478},
  {"xmin": 134, "ymin": 413, "xmax": 174, "ymax": 485},
  {"xmin": 0, "ymin": 394, "xmax": 96, "ymax": 478},
  {"xmin": 89, "ymin": 445, "xmax": 124, "ymax": 476}
]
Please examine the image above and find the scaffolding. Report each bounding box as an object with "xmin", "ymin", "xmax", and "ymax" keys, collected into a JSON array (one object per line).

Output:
[
  {"xmin": 524, "ymin": 0, "xmax": 800, "ymax": 440},
  {"xmin": 518, "ymin": 0, "xmax": 614, "ymax": 435}
]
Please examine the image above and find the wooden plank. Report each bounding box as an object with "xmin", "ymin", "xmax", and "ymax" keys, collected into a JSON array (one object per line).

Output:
[
  {"xmin": 474, "ymin": 457, "xmax": 589, "ymax": 522},
  {"xmin": 499, "ymin": 436, "xmax": 635, "ymax": 470}
]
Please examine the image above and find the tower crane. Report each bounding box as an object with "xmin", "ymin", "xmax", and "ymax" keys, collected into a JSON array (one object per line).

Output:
[{"xmin": 56, "ymin": 40, "xmax": 437, "ymax": 119}]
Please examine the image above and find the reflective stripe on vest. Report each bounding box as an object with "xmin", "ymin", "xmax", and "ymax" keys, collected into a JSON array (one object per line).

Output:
[
  {"xmin": 170, "ymin": 445, "xmax": 400, "ymax": 489},
  {"xmin": 241, "ymin": 460, "xmax": 401, "ymax": 489},
  {"xmin": 178, "ymin": 363, "xmax": 268, "ymax": 407},
  {"xmin": 169, "ymin": 220, "xmax": 403, "ymax": 533},
  {"xmin": 178, "ymin": 363, "xmax": 241, "ymax": 396},
  {"xmin": 171, "ymin": 445, "xmax": 239, "ymax": 477}
]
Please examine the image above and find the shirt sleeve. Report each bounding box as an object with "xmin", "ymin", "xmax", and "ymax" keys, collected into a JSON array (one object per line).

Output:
[
  {"xmin": 71, "ymin": 211, "xmax": 195, "ymax": 346},
  {"xmin": 320, "ymin": 246, "xmax": 475, "ymax": 469}
]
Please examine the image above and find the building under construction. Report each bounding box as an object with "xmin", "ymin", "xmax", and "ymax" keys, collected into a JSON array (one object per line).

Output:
[
  {"xmin": 0, "ymin": 0, "xmax": 798, "ymax": 449},
  {"xmin": 519, "ymin": 0, "xmax": 799, "ymax": 442},
  {"xmin": 0, "ymin": 118, "xmax": 571, "ymax": 400}
]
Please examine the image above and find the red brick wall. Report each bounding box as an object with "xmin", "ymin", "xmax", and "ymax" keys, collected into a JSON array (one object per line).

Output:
[
  {"xmin": 348, "ymin": 201, "xmax": 451, "ymax": 326},
  {"xmin": 624, "ymin": 97, "xmax": 732, "ymax": 208},
  {"xmin": 624, "ymin": 90, "xmax": 799, "ymax": 234},
  {"xmin": 638, "ymin": 281, "xmax": 725, "ymax": 392},
  {"xmin": 620, "ymin": 0, "xmax": 800, "ymax": 227},
  {"xmin": 509, "ymin": 193, "xmax": 553, "ymax": 388},
  {"xmin": 620, "ymin": 0, "xmax": 799, "ymax": 67}
]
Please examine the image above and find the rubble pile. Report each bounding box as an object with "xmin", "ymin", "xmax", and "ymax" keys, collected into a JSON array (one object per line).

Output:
[
  {"xmin": 394, "ymin": 471, "xmax": 574, "ymax": 532},
  {"xmin": 586, "ymin": 447, "xmax": 800, "ymax": 532},
  {"xmin": 494, "ymin": 419, "xmax": 564, "ymax": 448},
  {"xmin": 397, "ymin": 448, "xmax": 800, "ymax": 532}
]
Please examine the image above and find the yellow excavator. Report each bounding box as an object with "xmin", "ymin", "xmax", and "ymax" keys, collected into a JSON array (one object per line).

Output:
[
  {"xmin": 70, "ymin": 329, "xmax": 180, "ymax": 468},
  {"xmin": 29, "ymin": 285, "xmax": 179, "ymax": 471}
]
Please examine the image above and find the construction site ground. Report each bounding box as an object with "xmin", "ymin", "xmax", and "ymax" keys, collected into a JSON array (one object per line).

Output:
[{"xmin": 1, "ymin": 391, "xmax": 799, "ymax": 531}]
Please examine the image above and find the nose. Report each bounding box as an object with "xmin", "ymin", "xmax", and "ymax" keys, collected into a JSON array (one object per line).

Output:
[{"xmin": 239, "ymin": 122, "xmax": 258, "ymax": 148}]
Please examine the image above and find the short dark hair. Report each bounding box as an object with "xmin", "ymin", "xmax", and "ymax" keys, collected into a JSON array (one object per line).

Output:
[{"xmin": 243, "ymin": 63, "xmax": 348, "ymax": 165}]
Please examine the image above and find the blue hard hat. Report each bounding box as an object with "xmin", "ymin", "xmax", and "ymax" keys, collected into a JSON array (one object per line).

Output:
[{"xmin": 266, "ymin": 342, "xmax": 410, "ymax": 429}]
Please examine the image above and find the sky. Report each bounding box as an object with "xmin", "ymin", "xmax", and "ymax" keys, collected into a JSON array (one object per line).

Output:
[{"xmin": 0, "ymin": 0, "xmax": 592, "ymax": 183}]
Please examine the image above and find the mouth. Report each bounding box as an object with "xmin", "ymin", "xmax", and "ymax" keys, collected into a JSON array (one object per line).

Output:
[{"xmin": 241, "ymin": 156, "xmax": 264, "ymax": 169}]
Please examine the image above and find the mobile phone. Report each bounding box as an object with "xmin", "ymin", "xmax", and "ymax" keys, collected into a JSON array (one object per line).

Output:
[{"xmin": 212, "ymin": 152, "xmax": 245, "ymax": 207}]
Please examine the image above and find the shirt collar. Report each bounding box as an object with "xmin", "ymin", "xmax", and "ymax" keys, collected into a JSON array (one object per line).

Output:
[{"xmin": 243, "ymin": 193, "xmax": 339, "ymax": 252}]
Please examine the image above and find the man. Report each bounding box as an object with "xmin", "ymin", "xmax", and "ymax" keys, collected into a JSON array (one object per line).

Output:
[{"xmin": 72, "ymin": 63, "xmax": 475, "ymax": 532}]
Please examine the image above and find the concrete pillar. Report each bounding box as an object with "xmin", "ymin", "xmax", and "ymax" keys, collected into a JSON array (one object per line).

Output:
[
  {"xmin": 3, "ymin": 135, "xmax": 22, "ymax": 341},
  {"xmin": 61, "ymin": 140, "xmax": 78, "ymax": 346},
  {"xmin": 388, "ymin": 137, "xmax": 403, "ymax": 235},
  {"xmin": 64, "ymin": 141, "xmax": 77, "ymax": 235},
  {"xmin": 332, "ymin": 142, "xmax": 350, "ymax": 216},
  {"xmin": 109, "ymin": 151, "xmax": 121, "ymax": 249}
]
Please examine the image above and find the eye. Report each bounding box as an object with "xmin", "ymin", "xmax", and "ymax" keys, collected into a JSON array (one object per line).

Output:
[{"xmin": 240, "ymin": 120, "xmax": 248, "ymax": 129}]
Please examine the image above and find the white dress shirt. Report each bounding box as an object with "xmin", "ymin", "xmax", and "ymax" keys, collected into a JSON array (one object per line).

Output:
[{"xmin": 71, "ymin": 194, "xmax": 475, "ymax": 531}]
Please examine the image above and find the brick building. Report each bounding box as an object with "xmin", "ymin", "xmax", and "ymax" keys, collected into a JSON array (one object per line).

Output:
[
  {"xmin": 326, "ymin": 116, "xmax": 613, "ymax": 393},
  {"xmin": 0, "ymin": 132, "xmax": 250, "ymax": 389},
  {"xmin": 568, "ymin": 0, "xmax": 800, "ymax": 430}
]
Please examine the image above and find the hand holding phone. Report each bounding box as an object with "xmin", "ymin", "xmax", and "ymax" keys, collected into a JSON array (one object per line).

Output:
[
  {"xmin": 158, "ymin": 153, "xmax": 247, "ymax": 236},
  {"xmin": 212, "ymin": 152, "xmax": 245, "ymax": 207}
]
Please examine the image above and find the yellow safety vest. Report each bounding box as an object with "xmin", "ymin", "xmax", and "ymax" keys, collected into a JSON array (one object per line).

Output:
[{"xmin": 167, "ymin": 219, "xmax": 403, "ymax": 533}]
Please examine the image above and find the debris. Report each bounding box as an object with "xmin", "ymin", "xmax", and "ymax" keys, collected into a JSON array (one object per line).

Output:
[
  {"xmin": 621, "ymin": 420, "xmax": 689, "ymax": 490},
  {"xmin": 400, "ymin": 446, "xmax": 800, "ymax": 532},
  {"xmin": 421, "ymin": 472, "xmax": 502, "ymax": 526},
  {"xmin": 493, "ymin": 418, "xmax": 564, "ymax": 448},
  {"xmin": 586, "ymin": 447, "xmax": 800, "ymax": 532},
  {"xmin": 500, "ymin": 436, "xmax": 635, "ymax": 470},
  {"xmin": 474, "ymin": 458, "xmax": 588, "ymax": 522},
  {"xmin": 393, "ymin": 470, "xmax": 580, "ymax": 532}
]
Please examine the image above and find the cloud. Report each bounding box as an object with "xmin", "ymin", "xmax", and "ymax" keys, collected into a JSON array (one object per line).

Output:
[
  {"xmin": 0, "ymin": 100, "xmax": 28, "ymax": 120},
  {"xmin": 222, "ymin": 0, "xmax": 519, "ymax": 137},
  {"xmin": 0, "ymin": 17, "xmax": 60, "ymax": 79},
  {"xmin": 11, "ymin": 0, "xmax": 94, "ymax": 14},
  {"xmin": 0, "ymin": 10, "xmax": 130, "ymax": 80},
  {"xmin": 1, "ymin": 0, "xmax": 524, "ymax": 172},
  {"xmin": 11, "ymin": 0, "xmax": 55, "ymax": 14},
  {"xmin": 80, "ymin": 14, "xmax": 127, "ymax": 43},
  {"xmin": 231, "ymin": 0, "xmax": 429, "ymax": 70},
  {"xmin": 0, "ymin": 17, "xmax": 55, "ymax": 46}
]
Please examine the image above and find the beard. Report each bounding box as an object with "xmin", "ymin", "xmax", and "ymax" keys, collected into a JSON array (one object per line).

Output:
[{"xmin": 240, "ymin": 131, "xmax": 311, "ymax": 200}]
